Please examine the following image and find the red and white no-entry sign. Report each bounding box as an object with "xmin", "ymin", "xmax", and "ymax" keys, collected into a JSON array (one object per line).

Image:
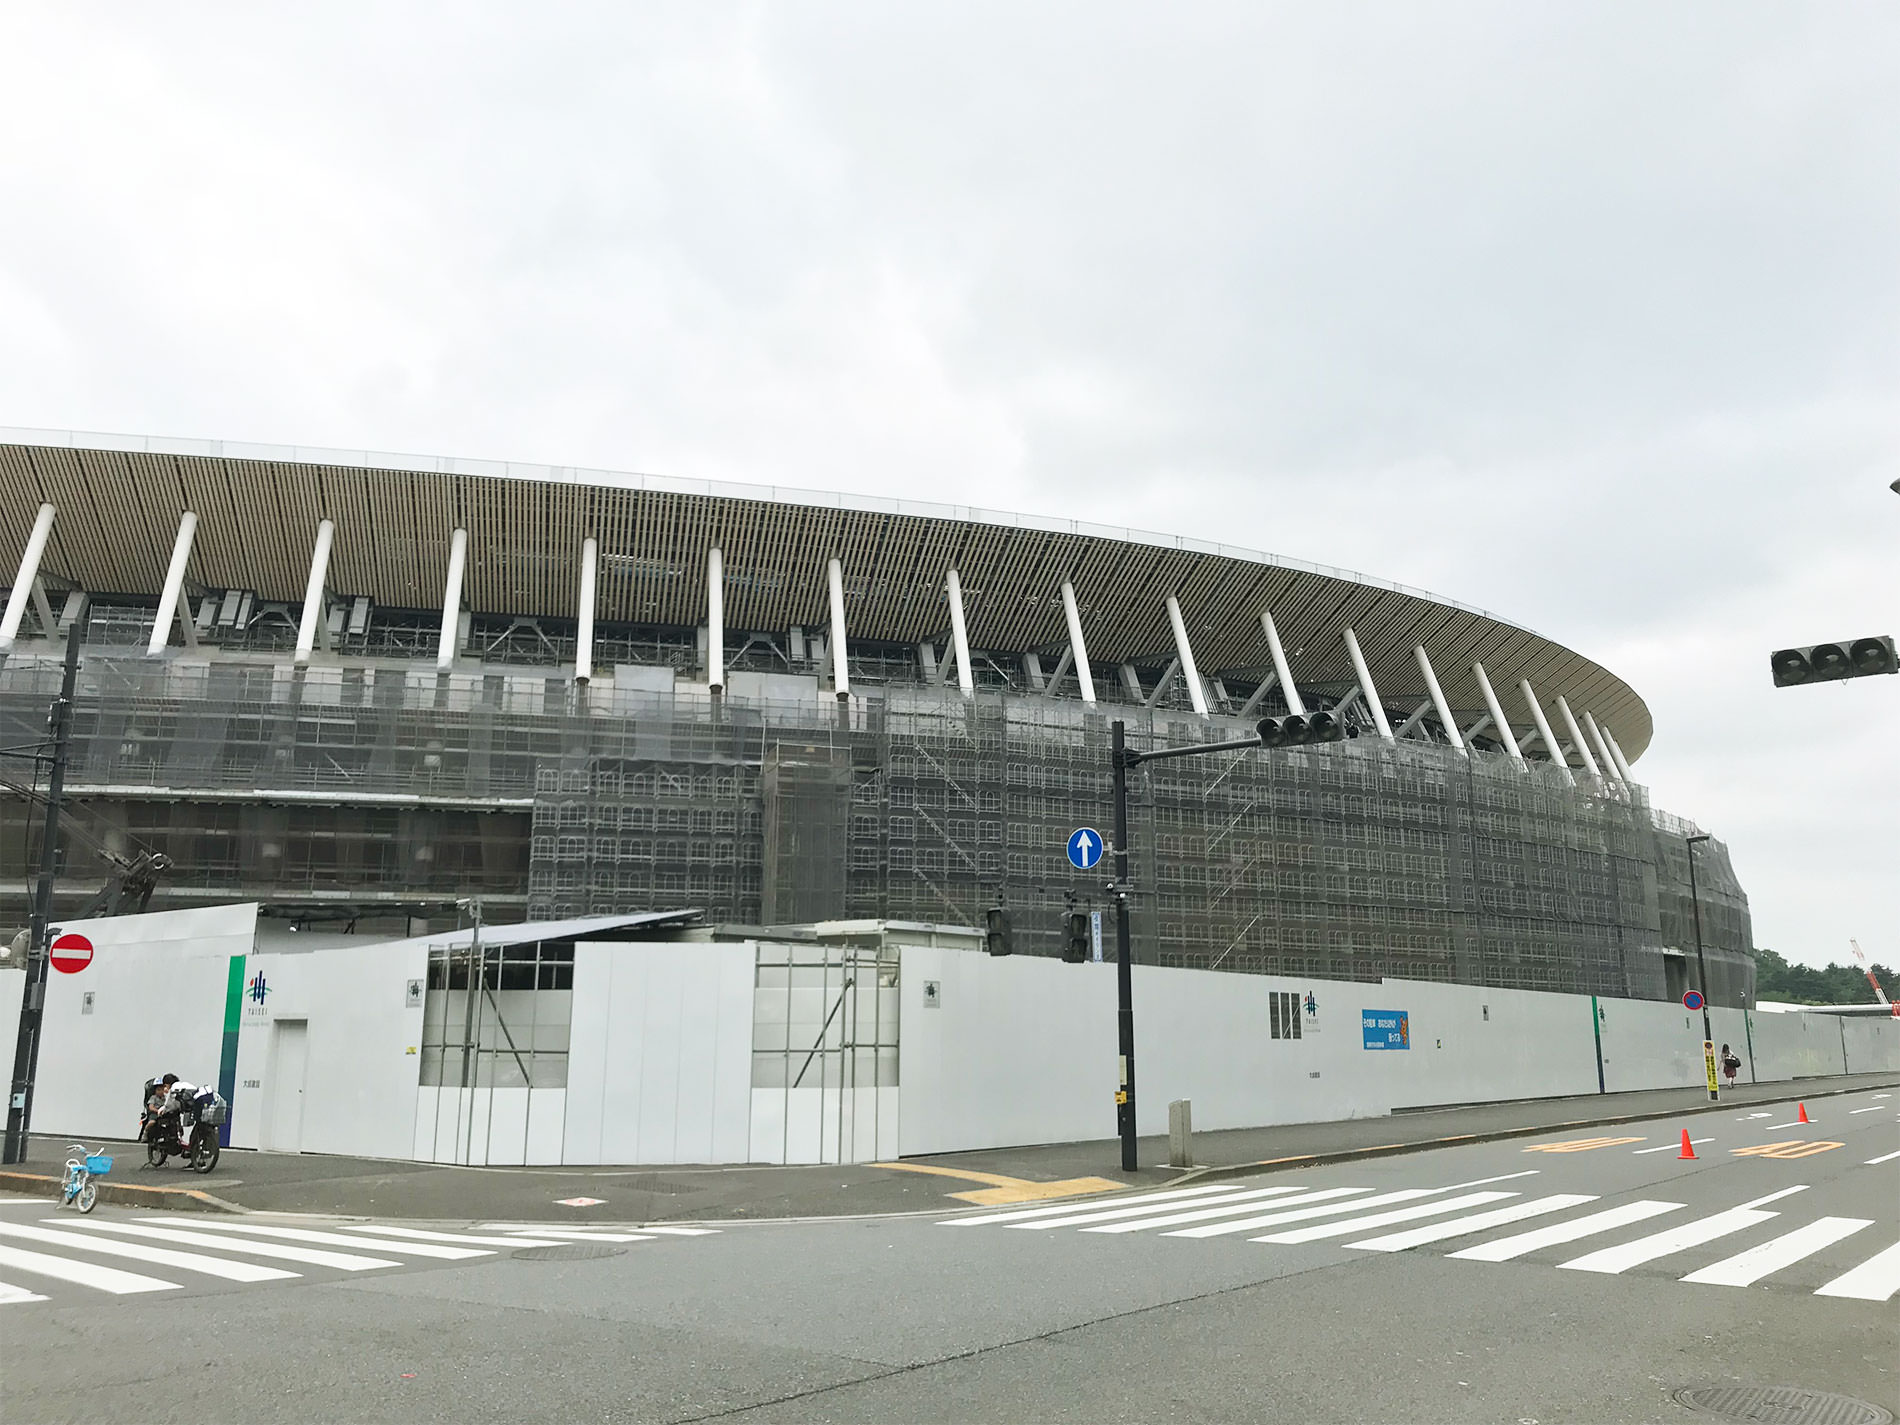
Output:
[{"xmin": 49, "ymin": 933, "xmax": 93, "ymax": 974}]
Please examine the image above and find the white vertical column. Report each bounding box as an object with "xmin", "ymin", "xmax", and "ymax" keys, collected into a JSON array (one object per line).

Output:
[
  {"xmin": 827, "ymin": 556, "xmax": 850, "ymax": 698},
  {"xmin": 1471, "ymin": 663, "xmax": 1523, "ymax": 765},
  {"xmin": 1164, "ymin": 595, "xmax": 1208, "ymax": 716},
  {"xmin": 293, "ymin": 518, "xmax": 336, "ymax": 666},
  {"xmin": 1260, "ymin": 609, "xmax": 1305, "ymax": 716},
  {"xmin": 147, "ymin": 510, "xmax": 199, "ymax": 655},
  {"xmin": 704, "ymin": 545, "xmax": 723, "ymax": 691},
  {"xmin": 575, "ymin": 536, "xmax": 600, "ymax": 683},
  {"xmin": 436, "ymin": 527, "xmax": 468, "ymax": 671},
  {"xmin": 945, "ymin": 568, "xmax": 975, "ymax": 697},
  {"xmin": 1413, "ymin": 646, "xmax": 1465, "ymax": 753},
  {"xmin": 0, "ymin": 502, "xmax": 56, "ymax": 649},
  {"xmin": 1519, "ymin": 679, "xmax": 1574, "ymax": 785},
  {"xmin": 1342, "ymin": 628, "xmax": 1393, "ymax": 741},
  {"xmin": 1582, "ymin": 710, "xmax": 1622, "ymax": 784},
  {"xmin": 1603, "ymin": 727, "xmax": 1638, "ymax": 784},
  {"xmin": 1059, "ymin": 579, "xmax": 1096, "ymax": 703},
  {"xmin": 1554, "ymin": 695, "xmax": 1603, "ymax": 780}
]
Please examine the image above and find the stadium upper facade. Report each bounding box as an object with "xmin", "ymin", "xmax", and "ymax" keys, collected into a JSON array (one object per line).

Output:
[{"xmin": 0, "ymin": 428, "xmax": 1752, "ymax": 1006}]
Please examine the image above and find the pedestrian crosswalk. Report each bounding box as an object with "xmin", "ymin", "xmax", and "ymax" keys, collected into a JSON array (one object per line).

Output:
[
  {"xmin": 940, "ymin": 1177, "xmax": 1900, "ymax": 1304},
  {"xmin": 0, "ymin": 1210, "xmax": 719, "ymax": 1308}
]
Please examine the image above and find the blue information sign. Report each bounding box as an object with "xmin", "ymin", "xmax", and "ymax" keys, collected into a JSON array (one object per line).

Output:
[
  {"xmin": 1362, "ymin": 1009, "xmax": 1411, "ymax": 1051},
  {"xmin": 1067, "ymin": 827, "xmax": 1104, "ymax": 870}
]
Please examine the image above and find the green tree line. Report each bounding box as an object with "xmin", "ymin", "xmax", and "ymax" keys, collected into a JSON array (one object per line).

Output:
[{"xmin": 1752, "ymin": 948, "xmax": 1895, "ymax": 1006}]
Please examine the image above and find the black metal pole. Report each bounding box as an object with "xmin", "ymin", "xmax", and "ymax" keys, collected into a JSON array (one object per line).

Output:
[
  {"xmin": 4, "ymin": 621, "xmax": 82, "ymax": 1164},
  {"xmin": 1686, "ymin": 834, "xmax": 1716, "ymax": 1101},
  {"xmin": 1111, "ymin": 719, "xmax": 1138, "ymax": 1173}
]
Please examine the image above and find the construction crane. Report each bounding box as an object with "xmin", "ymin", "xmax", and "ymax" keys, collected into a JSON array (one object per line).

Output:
[
  {"xmin": 0, "ymin": 775, "xmax": 173, "ymax": 920},
  {"xmin": 1848, "ymin": 939, "xmax": 1898, "ymax": 1018}
]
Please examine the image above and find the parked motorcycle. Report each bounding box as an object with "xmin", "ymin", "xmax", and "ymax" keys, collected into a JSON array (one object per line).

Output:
[{"xmin": 140, "ymin": 1089, "xmax": 224, "ymax": 1174}]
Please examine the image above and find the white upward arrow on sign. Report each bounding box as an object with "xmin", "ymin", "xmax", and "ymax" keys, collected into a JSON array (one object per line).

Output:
[{"xmin": 1075, "ymin": 831, "xmax": 1095, "ymax": 858}]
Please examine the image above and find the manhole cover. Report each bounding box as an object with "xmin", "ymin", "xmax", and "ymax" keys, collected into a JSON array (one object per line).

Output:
[
  {"xmin": 1675, "ymin": 1385, "xmax": 1892, "ymax": 1425},
  {"xmin": 512, "ymin": 1242, "xmax": 627, "ymax": 1262}
]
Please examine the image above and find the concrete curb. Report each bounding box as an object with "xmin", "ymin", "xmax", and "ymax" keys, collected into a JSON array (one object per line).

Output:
[
  {"xmin": 0, "ymin": 1170, "xmax": 248, "ymax": 1214},
  {"xmin": 1165, "ymin": 1078, "xmax": 1900, "ymax": 1188}
]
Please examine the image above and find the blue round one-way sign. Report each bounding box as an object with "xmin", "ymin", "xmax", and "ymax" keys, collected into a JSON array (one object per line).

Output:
[{"xmin": 1067, "ymin": 827, "xmax": 1104, "ymax": 870}]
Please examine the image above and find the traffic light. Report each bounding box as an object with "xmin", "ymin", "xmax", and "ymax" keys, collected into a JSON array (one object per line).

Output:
[
  {"xmin": 1063, "ymin": 911, "xmax": 1090, "ymax": 963},
  {"xmin": 1769, "ymin": 636, "xmax": 1896, "ymax": 687},
  {"xmin": 1256, "ymin": 711, "xmax": 1343, "ymax": 748},
  {"xmin": 985, "ymin": 905, "xmax": 1014, "ymax": 956}
]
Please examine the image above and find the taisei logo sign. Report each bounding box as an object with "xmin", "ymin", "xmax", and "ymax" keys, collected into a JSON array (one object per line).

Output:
[{"xmin": 246, "ymin": 972, "xmax": 271, "ymax": 1015}]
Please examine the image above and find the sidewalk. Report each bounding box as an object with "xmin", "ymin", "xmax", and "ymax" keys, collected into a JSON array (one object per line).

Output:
[{"xmin": 9, "ymin": 1072, "xmax": 1893, "ymax": 1222}]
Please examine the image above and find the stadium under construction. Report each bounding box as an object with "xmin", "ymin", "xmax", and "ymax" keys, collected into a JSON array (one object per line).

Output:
[{"xmin": 0, "ymin": 428, "xmax": 1753, "ymax": 1007}]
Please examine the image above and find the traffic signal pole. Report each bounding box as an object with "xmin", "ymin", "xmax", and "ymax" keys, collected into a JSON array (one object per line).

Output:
[
  {"xmin": 1686, "ymin": 833, "xmax": 1717, "ymax": 1102},
  {"xmin": 4, "ymin": 622, "xmax": 82, "ymax": 1164},
  {"xmin": 1108, "ymin": 718, "xmax": 1298, "ymax": 1173}
]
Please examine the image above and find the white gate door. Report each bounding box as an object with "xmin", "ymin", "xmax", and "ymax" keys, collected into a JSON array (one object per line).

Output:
[{"xmin": 265, "ymin": 1020, "xmax": 309, "ymax": 1151}]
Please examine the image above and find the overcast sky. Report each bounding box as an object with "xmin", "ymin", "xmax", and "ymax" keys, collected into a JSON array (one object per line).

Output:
[{"xmin": 2, "ymin": 4, "xmax": 1894, "ymax": 971}]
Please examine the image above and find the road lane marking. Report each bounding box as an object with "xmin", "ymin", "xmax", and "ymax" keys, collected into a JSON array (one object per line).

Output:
[
  {"xmin": 1166, "ymin": 1189, "xmax": 1438, "ymax": 1239},
  {"xmin": 0, "ymin": 1242, "xmax": 179, "ymax": 1295},
  {"xmin": 1438, "ymin": 1171, "xmax": 1542, "ymax": 1190},
  {"xmin": 1849, "ymin": 1106, "xmax": 1886, "ymax": 1114},
  {"xmin": 1347, "ymin": 1195, "xmax": 1599, "ymax": 1252},
  {"xmin": 1740, "ymin": 1113, "xmax": 1773, "ymax": 1121},
  {"xmin": 0, "ymin": 1223, "xmax": 297, "ymax": 1283},
  {"xmin": 1558, "ymin": 1206, "xmax": 1776, "ymax": 1275},
  {"xmin": 0, "ymin": 1280, "xmax": 48, "ymax": 1305},
  {"xmin": 1082, "ymin": 1187, "xmax": 1370, "ymax": 1234},
  {"xmin": 1863, "ymin": 1149, "xmax": 1900, "ymax": 1166},
  {"xmin": 1449, "ymin": 1201, "xmax": 1683, "ymax": 1262},
  {"xmin": 871, "ymin": 1162, "xmax": 1127, "ymax": 1205},
  {"xmin": 1815, "ymin": 1240, "xmax": 1900, "ymax": 1302},
  {"xmin": 1523, "ymin": 1136, "xmax": 1646, "ymax": 1153},
  {"xmin": 1255, "ymin": 1191, "xmax": 1518, "ymax": 1244},
  {"xmin": 1681, "ymin": 1217, "xmax": 1872, "ymax": 1287},
  {"xmin": 341, "ymin": 1225, "xmax": 570, "ymax": 1248},
  {"xmin": 56, "ymin": 1221, "xmax": 400, "ymax": 1271},
  {"xmin": 1763, "ymin": 1121, "xmax": 1802, "ymax": 1130},
  {"xmin": 634, "ymin": 1226, "xmax": 722, "ymax": 1237},
  {"xmin": 1007, "ymin": 1186, "xmax": 1302, "ymax": 1231},
  {"xmin": 943, "ymin": 1184, "xmax": 1241, "ymax": 1227},
  {"xmin": 1635, "ymin": 1139, "xmax": 1712, "ymax": 1154},
  {"xmin": 163, "ymin": 1221, "xmax": 495, "ymax": 1259},
  {"xmin": 1737, "ymin": 1186, "xmax": 1809, "ymax": 1210}
]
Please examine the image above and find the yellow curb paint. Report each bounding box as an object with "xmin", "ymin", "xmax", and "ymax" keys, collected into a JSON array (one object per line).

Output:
[{"xmin": 869, "ymin": 1162, "xmax": 1126, "ymax": 1206}]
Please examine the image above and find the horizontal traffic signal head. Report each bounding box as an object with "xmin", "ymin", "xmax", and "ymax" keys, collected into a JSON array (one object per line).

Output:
[
  {"xmin": 1256, "ymin": 711, "xmax": 1344, "ymax": 747},
  {"xmin": 1769, "ymin": 635, "xmax": 1896, "ymax": 687}
]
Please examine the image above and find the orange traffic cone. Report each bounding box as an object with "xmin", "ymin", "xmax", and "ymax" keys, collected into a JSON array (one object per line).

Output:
[
  {"xmin": 1678, "ymin": 1129, "xmax": 1696, "ymax": 1159},
  {"xmin": 1797, "ymin": 1102, "xmax": 1810, "ymax": 1124}
]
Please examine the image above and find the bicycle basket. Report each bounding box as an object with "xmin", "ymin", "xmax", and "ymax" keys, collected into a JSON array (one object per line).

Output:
[
  {"xmin": 198, "ymin": 1100, "xmax": 228, "ymax": 1127},
  {"xmin": 84, "ymin": 1154, "xmax": 113, "ymax": 1175}
]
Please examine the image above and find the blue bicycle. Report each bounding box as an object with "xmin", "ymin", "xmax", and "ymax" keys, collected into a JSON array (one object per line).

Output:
[{"xmin": 59, "ymin": 1143, "xmax": 111, "ymax": 1214}]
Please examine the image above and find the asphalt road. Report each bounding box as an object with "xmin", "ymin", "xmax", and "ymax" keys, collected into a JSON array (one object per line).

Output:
[{"xmin": 5, "ymin": 1086, "xmax": 1896, "ymax": 1424}]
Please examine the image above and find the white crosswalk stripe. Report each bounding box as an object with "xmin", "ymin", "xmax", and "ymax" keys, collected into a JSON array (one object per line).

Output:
[
  {"xmin": 1681, "ymin": 1217, "xmax": 1873, "ymax": 1287},
  {"xmin": 942, "ymin": 1178, "xmax": 1897, "ymax": 1307},
  {"xmin": 1348, "ymin": 1195, "xmax": 1599, "ymax": 1252},
  {"xmin": 0, "ymin": 1222, "xmax": 298, "ymax": 1282},
  {"xmin": 1448, "ymin": 1201, "xmax": 1682, "ymax": 1262},
  {"xmin": 1255, "ymin": 1191, "xmax": 1519, "ymax": 1244},
  {"xmin": 1814, "ymin": 1240, "xmax": 1900, "ymax": 1302},
  {"xmin": 1, "ymin": 1209, "xmax": 720, "ymax": 1309},
  {"xmin": 1559, "ymin": 1207, "xmax": 1777, "ymax": 1275},
  {"xmin": 1084, "ymin": 1187, "xmax": 1372, "ymax": 1235}
]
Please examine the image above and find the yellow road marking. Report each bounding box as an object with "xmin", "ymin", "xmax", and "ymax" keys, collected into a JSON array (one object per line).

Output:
[
  {"xmin": 1522, "ymin": 1136, "xmax": 1647, "ymax": 1154},
  {"xmin": 870, "ymin": 1162, "xmax": 1127, "ymax": 1205},
  {"xmin": 1732, "ymin": 1140, "xmax": 1843, "ymax": 1160}
]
